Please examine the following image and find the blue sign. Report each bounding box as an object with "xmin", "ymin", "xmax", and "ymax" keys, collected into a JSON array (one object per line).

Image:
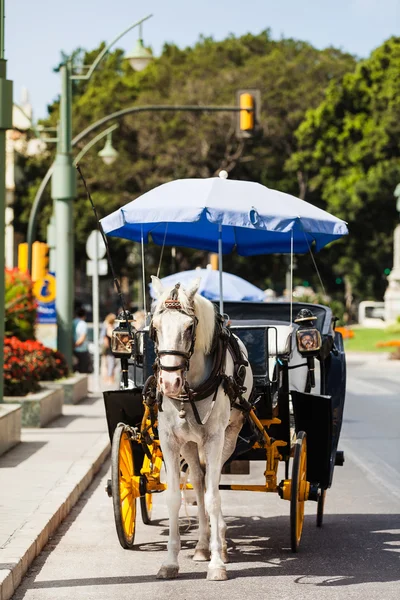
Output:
[{"xmin": 34, "ymin": 273, "xmax": 57, "ymax": 324}]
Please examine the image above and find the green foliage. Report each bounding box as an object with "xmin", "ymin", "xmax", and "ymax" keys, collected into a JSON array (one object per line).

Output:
[
  {"xmin": 385, "ymin": 315, "xmax": 400, "ymax": 334},
  {"xmin": 15, "ymin": 32, "xmax": 355, "ymax": 297},
  {"xmin": 288, "ymin": 37, "xmax": 400, "ymax": 301},
  {"xmin": 344, "ymin": 327, "xmax": 400, "ymax": 353},
  {"xmin": 5, "ymin": 269, "xmax": 37, "ymax": 340}
]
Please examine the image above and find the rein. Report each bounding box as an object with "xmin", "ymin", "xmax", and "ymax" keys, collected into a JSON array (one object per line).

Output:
[{"xmin": 149, "ymin": 284, "xmax": 199, "ymax": 378}]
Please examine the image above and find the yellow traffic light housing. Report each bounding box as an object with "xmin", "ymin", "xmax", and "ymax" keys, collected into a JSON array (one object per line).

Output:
[
  {"xmin": 240, "ymin": 93, "xmax": 255, "ymax": 133},
  {"xmin": 236, "ymin": 89, "xmax": 260, "ymax": 138},
  {"xmin": 18, "ymin": 243, "xmax": 28, "ymax": 273},
  {"xmin": 31, "ymin": 241, "xmax": 49, "ymax": 282},
  {"xmin": 209, "ymin": 253, "xmax": 219, "ymax": 270}
]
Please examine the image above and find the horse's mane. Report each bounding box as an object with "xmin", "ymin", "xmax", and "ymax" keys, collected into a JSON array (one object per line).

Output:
[{"xmin": 155, "ymin": 286, "xmax": 215, "ymax": 355}]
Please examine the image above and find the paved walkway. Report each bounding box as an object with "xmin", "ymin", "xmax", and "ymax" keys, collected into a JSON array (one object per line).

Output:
[{"xmin": 0, "ymin": 380, "xmax": 111, "ymax": 600}]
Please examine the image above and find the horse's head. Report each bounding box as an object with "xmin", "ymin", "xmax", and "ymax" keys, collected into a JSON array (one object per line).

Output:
[{"xmin": 150, "ymin": 275, "xmax": 214, "ymax": 398}]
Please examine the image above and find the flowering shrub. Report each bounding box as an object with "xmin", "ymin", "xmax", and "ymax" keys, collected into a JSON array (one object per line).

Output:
[
  {"xmin": 5, "ymin": 268, "xmax": 37, "ymax": 340},
  {"xmin": 3, "ymin": 337, "xmax": 69, "ymax": 397}
]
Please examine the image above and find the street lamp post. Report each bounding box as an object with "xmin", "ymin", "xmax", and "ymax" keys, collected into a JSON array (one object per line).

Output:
[
  {"xmin": 50, "ymin": 15, "xmax": 153, "ymax": 368},
  {"xmin": 97, "ymin": 131, "xmax": 119, "ymax": 165},
  {"xmin": 0, "ymin": 0, "xmax": 13, "ymax": 401},
  {"xmin": 51, "ymin": 60, "xmax": 75, "ymax": 366},
  {"xmin": 27, "ymin": 102, "xmax": 255, "ymax": 278}
]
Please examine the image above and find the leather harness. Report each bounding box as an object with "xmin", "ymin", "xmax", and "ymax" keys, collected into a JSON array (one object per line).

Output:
[{"xmin": 143, "ymin": 288, "xmax": 251, "ymax": 425}]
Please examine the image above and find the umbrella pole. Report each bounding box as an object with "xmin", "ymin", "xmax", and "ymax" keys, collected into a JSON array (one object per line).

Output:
[
  {"xmin": 290, "ymin": 230, "xmax": 293, "ymax": 323},
  {"xmin": 218, "ymin": 224, "xmax": 224, "ymax": 315},
  {"xmin": 141, "ymin": 225, "xmax": 148, "ymax": 319}
]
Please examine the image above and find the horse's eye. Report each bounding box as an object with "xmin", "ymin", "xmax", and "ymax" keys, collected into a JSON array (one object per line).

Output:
[{"xmin": 186, "ymin": 325, "xmax": 194, "ymax": 336}]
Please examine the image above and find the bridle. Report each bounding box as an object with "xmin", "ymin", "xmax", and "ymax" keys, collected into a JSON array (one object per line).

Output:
[
  {"xmin": 145, "ymin": 283, "xmax": 250, "ymax": 425},
  {"xmin": 149, "ymin": 283, "xmax": 199, "ymax": 380}
]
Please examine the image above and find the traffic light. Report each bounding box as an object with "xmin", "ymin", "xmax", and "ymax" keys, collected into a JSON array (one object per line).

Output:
[
  {"xmin": 240, "ymin": 92, "xmax": 254, "ymax": 132},
  {"xmin": 18, "ymin": 243, "xmax": 28, "ymax": 272},
  {"xmin": 209, "ymin": 253, "xmax": 219, "ymax": 270},
  {"xmin": 31, "ymin": 241, "xmax": 49, "ymax": 282},
  {"xmin": 236, "ymin": 89, "xmax": 260, "ymax": 138}
]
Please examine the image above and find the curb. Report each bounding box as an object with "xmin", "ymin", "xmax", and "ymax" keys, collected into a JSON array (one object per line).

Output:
[{"xmin": 0, "ymin": 434, "xmax": 110, "ymax": 600}]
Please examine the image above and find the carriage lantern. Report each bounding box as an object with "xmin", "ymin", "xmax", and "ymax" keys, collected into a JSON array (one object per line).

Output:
[
  {"xmin": 294, "ymin": 308, "xmax": 321, "ymax": 389},
  {"xmin": 294, "ymin": 308, "xmax": 321, "ymax": 356},
  {"xmin": 111, "ymin": 310, "xmax": 135, "ymax": 359}
]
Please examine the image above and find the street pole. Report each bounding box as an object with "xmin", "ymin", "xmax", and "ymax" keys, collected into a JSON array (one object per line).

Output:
[
  {"xmin": 27, "ymin": 103, "xmax": 253, "ymax": 271},
  {"xmin": 0, "ymin": 0, "xmax": 13, "ymax": 401},
  {"xmin": 51, "ymin": 61, "xmax": 76, "ymax": 369},
  {"xmin": 92, "ymin": 238, "xmax": 100, "ymax": 392},
  {"xmin": 46, "ymin": 16, "xmax": 152, "ymax": 369}
]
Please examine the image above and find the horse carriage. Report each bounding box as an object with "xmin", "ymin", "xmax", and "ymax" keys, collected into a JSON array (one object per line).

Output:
[{"xmin": 99, "ymin": 173, "xmax": 348, "ymax": 580}]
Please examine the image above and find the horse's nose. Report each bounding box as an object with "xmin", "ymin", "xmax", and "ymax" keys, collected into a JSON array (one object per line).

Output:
[{"xmin": 162, "ymin": 374, "xmax": 182, "ymax": 397}]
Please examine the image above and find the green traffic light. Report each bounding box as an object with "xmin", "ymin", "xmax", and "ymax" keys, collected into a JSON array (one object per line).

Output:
[
  {"xmin": 335, "ymin": 277, "xmax": 343, "ymax": 285},
  {"xmin": 384, "ymin": 268, "xmax": 391, "ymax": 276}
]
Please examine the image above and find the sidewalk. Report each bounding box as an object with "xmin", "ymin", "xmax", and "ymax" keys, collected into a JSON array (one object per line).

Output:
[{"xmin": 0, "ymin": 379, "xmax": 112, "ymax": 600}]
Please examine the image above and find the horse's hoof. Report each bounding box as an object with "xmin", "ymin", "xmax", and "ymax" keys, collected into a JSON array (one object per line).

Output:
[
  {"xmin": 193, "ymin": 548, "xmax": 211, "ymax": 561},
  {"xmin": 222, "ymin": 550, "xmax": 229, "ymax": 564},
  {"xmin": 207, "ymin": 567, "xmax": 228, "ymax": 581},
  {"xmin": 156, "ymin": 565, "xmax": 179, "ymax": 579}
]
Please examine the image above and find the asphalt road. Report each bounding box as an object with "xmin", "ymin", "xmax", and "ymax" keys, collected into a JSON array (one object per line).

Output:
[{"xmin": 13, "ymin": 355, "xmax": 400, "ymax": 600}]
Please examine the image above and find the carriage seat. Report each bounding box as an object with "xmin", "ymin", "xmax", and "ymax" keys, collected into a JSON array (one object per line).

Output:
[
  {"xmin": 229, "ymin": 318, "xmax": 308, "ymax": 392},
  {"xmin": 229, "ymin": 319, "xmax": 297, "ymax": 357}
]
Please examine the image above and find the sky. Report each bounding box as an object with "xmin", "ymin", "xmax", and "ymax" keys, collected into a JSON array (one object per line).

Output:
[{"xmin": 6, "ymin": 0, "xmax": 399, "ymax": 121}]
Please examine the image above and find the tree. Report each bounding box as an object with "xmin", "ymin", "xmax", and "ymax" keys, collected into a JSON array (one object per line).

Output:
[
  {"xmin": 288, "ymin": 37, "xmax": 400, "ymax": 301},
  {"xmin": 16, "ymin": 32, "xmax": 355, "ymax": 301}
]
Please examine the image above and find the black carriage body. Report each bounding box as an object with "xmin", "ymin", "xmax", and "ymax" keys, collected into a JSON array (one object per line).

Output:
[
  {"xmin": 219, "ymin": 302, "xmax": 346, "ymax": 490},
  {"xmin": 291, "ymin": 329, "xmax": 346, "ymax": 488},
  {"xmin": 103, "ymin": 301, "xmax": 346, "ymax": 488}
]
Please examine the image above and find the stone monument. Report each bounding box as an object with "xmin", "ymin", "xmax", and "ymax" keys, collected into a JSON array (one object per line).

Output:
[{"xmin": 384, "ymin": 184, "xmax": 400, "ymax": 322}]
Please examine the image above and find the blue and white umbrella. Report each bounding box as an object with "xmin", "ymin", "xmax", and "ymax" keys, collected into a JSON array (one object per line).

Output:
[
  {"xmin": 101, "ymin": 173, "xmax": 348, "ymax": 312},
  {"xmin": 101, "ymin": 174, "xmax": 348, "ymax": 254},
  {"xmin": 149, "ymin": 268, "xmax": 265, "ymax": 302}
]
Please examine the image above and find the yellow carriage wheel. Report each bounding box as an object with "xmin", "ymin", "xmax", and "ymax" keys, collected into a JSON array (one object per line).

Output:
[
  {"xmin": 111, "ymin": 424, "xmax": 139, "ymax": 549},
  {"xmin": 290, "ymin": 431, "xmax": 308, "ymax": 553},
  {"xmin": 140, "ymin": 484, "xmax": 153, "ymax": 525}
]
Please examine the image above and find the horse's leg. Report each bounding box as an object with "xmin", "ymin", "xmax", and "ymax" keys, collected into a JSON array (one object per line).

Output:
[
  {"xmin": 219, "ymin": 413, "xmax": 245, "ymax": 564},
  {"xmin": 204, "ymin": 435, "xmax": 227, "ymax": 581},
  {"xmin": 182, "ymin": 442, "xmax": 210, "ymax": 561},
  {"xmin": 156, "ymin": 437, "xmax": 182, "ymax": 579}
]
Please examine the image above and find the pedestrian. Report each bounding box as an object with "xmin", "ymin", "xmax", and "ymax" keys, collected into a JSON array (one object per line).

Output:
[
  {"xmin": 73, "ymin": 308, "xmax": 92, "ymax": 373},
  {"xmin": 102, "ymin": 313, "xmax": 117, "ymax": 385}
]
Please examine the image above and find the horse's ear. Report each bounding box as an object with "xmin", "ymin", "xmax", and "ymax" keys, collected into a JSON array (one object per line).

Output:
[
  {"xmin": 185, "ymin": 277, "xmax": 201, "ymax": 302},
  {"xmin": 151, "ymin": 275, "xmax": 164, "ymax": 299}
]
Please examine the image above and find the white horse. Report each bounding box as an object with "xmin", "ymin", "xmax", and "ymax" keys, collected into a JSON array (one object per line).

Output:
[{"xmin": 150, "ymin": 276, "xmax": 253, "ymax": 581}]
